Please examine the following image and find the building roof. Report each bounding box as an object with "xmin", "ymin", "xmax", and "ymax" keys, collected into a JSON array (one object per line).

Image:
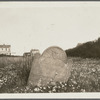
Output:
[
  {"xmin": 0, "ymin": 45, "xmax": 11, "ymax": 48},
  {"xmin": 23, "ymin": 52, "xmax": 31, "ymax": 56},
  {"xmin": 24, "ymin": 52, "xmax": 30, "ymax": 54},
  {"xmin": 30, "ymin": 49, "xmax": 39, "ymax": 51}
]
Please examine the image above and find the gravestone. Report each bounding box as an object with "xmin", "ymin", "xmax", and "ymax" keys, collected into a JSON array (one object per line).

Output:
[
  {"xmin": 27, "ymin": 46, "xmax": 72, "ymax": 87},
  {"xmin": 28, "ymin": 53, "xmax": 41, "ymax": 86}
]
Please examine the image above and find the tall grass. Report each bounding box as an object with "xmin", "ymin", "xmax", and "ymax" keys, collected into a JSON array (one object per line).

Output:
[
  {"xmin": 0, "ymin": 57, "xmax": 100, "ymax": 93},
  {"xmin": 0, "ymin": 56, "xmax": 32, "ymax": 93}
]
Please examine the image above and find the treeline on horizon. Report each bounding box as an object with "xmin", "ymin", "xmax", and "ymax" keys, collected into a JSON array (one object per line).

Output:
[
  {"xmin": 66, "ymin": 37, "xmax": 100, "ymax": 58},
  {"xmin": 0, "ymin": 54, "xmax": 22, "ymax": 57}
]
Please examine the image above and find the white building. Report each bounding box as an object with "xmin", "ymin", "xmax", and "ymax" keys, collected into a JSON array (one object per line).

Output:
[
  {"xmin": 30, "ymin": 49, "xmax": 40, "ymax": 56},
  {"xmin": 23, "ymin": 49, "xmax": 40, "ymax": 57},
  {"xmin": 0, "ymin": 44, "xmax": 11, "ymax": 55}
]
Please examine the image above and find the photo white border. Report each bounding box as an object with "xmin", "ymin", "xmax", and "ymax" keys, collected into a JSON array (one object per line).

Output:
[
  {"xmin": 0, "ymin": 93, "xmax": 100, "ymax": 98},
  {"xmin": 0, "ymin": 1, "xmax": 100, "ymax": 99}
]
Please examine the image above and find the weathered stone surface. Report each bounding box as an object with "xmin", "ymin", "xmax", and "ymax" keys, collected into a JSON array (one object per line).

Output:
[
  {"xmin": 28, "ymin": 46, "xmax": 72, "ymax": 87},
  {"xmin": 41, "ymin": 46, "xmax": 67, "ymax": 64},
  {"xmin": 27, "ymin": 53, "xmax": 41, "ymax": 86}
]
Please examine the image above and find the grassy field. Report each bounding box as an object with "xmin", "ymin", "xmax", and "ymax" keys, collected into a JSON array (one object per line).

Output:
[{"xmin": 0, "ymin": 56, "xmax": 100, "ymax": 93}]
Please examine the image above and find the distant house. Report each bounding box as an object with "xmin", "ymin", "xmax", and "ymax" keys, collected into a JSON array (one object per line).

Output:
[
  {"xmin": 0, "ymin": 44, "xmax": 11, "ymax": 55},
  {"xmin": 23, "ymin": 49, "xmax": 40, "ymax": 57},
  {"xmin": 30, "ymin": 49, "xmax": 40, "ymax": 56},
  {"xmin": 23, "ymin": 52, "xmax": 31, "ymax": 57}
]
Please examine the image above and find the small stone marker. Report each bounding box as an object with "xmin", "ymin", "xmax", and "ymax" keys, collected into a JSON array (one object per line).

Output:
[{"xmin": 28, "ymin": 46, "xmax": 72, "ymax": 87}]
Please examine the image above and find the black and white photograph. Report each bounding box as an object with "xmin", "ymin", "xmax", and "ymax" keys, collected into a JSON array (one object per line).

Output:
[{"xmin": 0, "ymin": 1, "xmax": 100, "ymax": 96}]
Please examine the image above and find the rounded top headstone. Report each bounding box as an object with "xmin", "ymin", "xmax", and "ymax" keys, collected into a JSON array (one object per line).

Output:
[
  {"xmin": 41, "ymin": 46, "xmax": 67, "ymax": 64},
  {"xmin": 28, "ymin": 46, "xmax": 71, "ymax": 87}
]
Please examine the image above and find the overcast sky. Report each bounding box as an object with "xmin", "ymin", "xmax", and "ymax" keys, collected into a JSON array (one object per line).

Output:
[{"xmin": 0, "ymin": 2, "xmax": 100, "ymax": 55}]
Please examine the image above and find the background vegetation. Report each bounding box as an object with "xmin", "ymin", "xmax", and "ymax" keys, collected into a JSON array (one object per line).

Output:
[{"xmin": 66, "ymin": 37, "xmax": 100, "ymax": 58}]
